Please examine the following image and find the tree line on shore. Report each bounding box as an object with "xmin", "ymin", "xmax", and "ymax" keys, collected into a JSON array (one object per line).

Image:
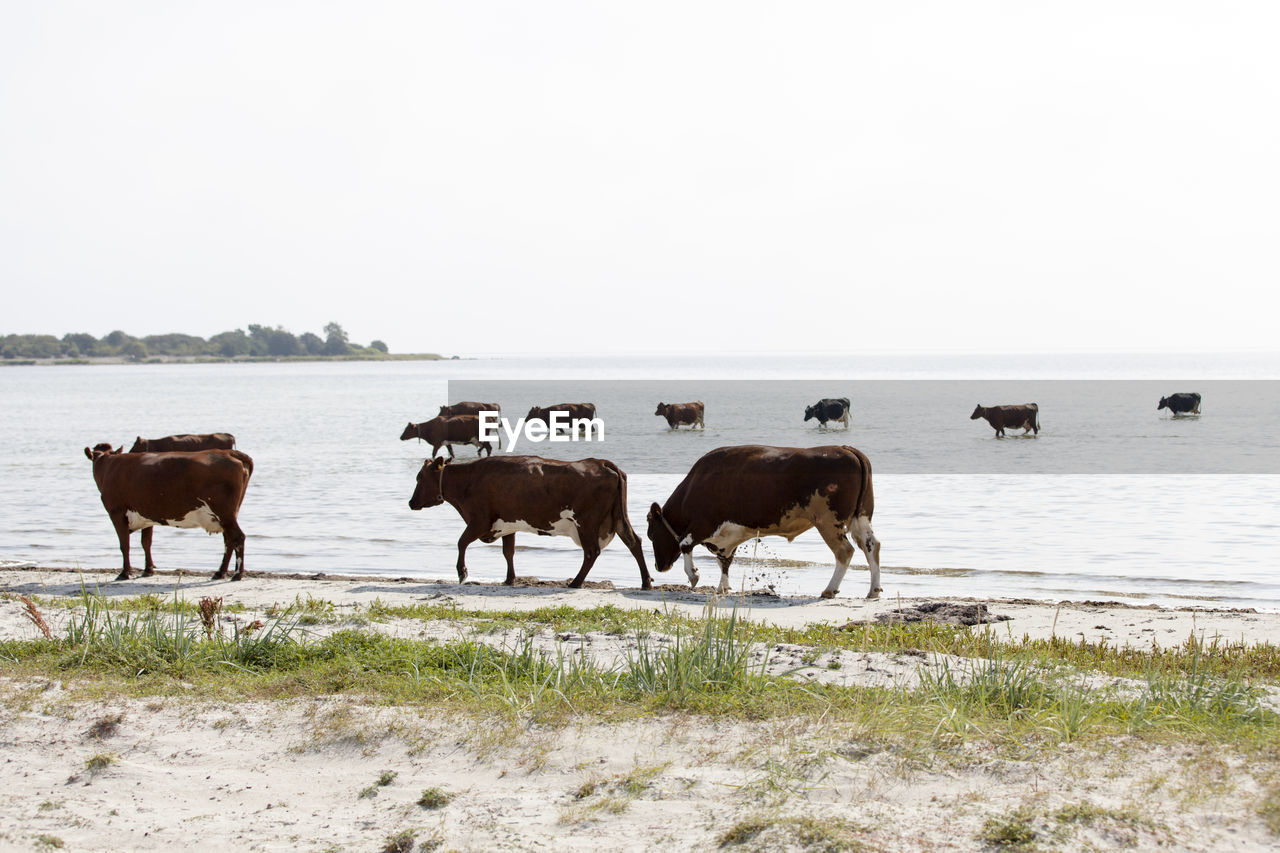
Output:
[{"xmin": 1, "ymin": 322, "xmax": 391, "ymax": 361}]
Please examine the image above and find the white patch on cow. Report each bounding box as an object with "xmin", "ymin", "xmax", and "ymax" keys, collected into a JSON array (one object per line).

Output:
[
  {"xmin": 717, "ymin": 572, "xmax": 731, "ymax": 594},
  {"xmin": 490, "ymin": 509, "xmax": 582, "ymax": 547},
  {"xmin": 598, "ymin": 533, "xmax": 616, "ymax": 550},
  {"xmin": 705, "ymin": 521, "xmax": 757, "ymax": 553},
  {"xmin": 849, "ymin": 515, "xmax": 882, "ymax": 599},
  {"xmin": 679, "ymin": 534, "xmax": 693, "ymax": 547},
  {"xmin": 126, "ymin": 510, "xmax": 157, "ymax": 532},
  {"xmin": 127, "ymin": 503, "xmax": 222, "ymax": 534}
]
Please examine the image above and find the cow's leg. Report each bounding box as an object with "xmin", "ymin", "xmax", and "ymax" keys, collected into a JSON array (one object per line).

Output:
[
  {"xmin": 111, "ymin": 512, "xmax": 135, "ymax": 581},
  {"xmin": 447, "ymin": 443, "xmax": 456, "ymax": 460},
  {"xmin": 713, "ymin": 550, "xmax": 734, "ymax": 595},
  {"xmin": 140, "ymin": 527, "xmax": 157, "ymax": 576},
  {"xmin": 682, "ymin": 548, "xmax": 700, "ymax": 589},
  {"xmin": 847, "ymin": 517, "xmax": 882, "ymax": 599},
  {"xmin": 501, "ymin": 534, "xmax": 517, "ymax": 585},
  {"xmin": 617, "ymin": 522, "xmax": 653, "ymax": 590},
  {"xmin": 817, "ymin": 526, "xmax": 855, "ymax": 599},
  {"xmin": 455, "ymin": 524, "xmax": 485, "ymax": 582},
  {"xmin": 221, "ymin": 519, "xmax": 247, "ymax": 581},
  {"xmin": 568, "ymin": 545, "xmax": 601, "ymax": 588}
]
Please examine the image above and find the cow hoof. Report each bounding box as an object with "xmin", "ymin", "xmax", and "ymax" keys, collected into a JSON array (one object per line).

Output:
[
  {"xmin": 820, "ymin": 589, "xmax": 838, "ymax": 599},
  {"xmin": 231, "ymin": 574, "xmax": 244, "ymax": 582},
  {"xmin": 114, "ymin": 571, "xmax": 133, "ymax": 582},
  {"xmin": 211, "ymin": 572, "xmax": 227, "ymax": 581},
  {"xmin": 456, "ymin": 569, "xmax": 468, "ymax": 583},
  {"xmin": 141, "ymin": 569, "xmax": 156, "ymax": 578},
  {"xmin": 865, "ymin": 590, "xmax": 881, "ymax": 600},
  {"xmin": 641, "ymin": 580, "xmax": 653, "ymax": 591},
  {"xmin": 568, "ymin": 578, "xmax": 584, "ymax": 589}
]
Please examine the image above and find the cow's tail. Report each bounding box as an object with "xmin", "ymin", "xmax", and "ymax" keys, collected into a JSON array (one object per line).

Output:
[
  {"xmin": 846, "ymin": 446, "xmax": 874, "ymax": 521},
  {"xmin": 1030, "ymin": 402, "xmax": 1041, "ymax": 431},
  {"xmin": 602, "ymin": 460, "xmax": 638, "ymax": 539}
]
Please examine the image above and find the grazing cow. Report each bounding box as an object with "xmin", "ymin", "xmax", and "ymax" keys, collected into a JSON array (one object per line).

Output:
[
  {"xmin": 130, "ymin": 432, "xmax": 236, "ymax": 452},
  {"xmin": 400, "ymin": 415, "xmax": 492, "ymax": 458},
  {"xmin": 646, "ymin": 445, "xmax": 881, "ymax": 599},
  {"xmin": 407, "ymin": 455, "xmax": 652, "ymax": 589},
  {"xmin": 525, "ymin": 403, "xmax": 597, "ymax": 431},
  {"xmin": 1158, "ymin": 392, "xmax": 1201, "ymax": 415},
  {"xmin": 804, "ymin": 398, "xmax": 851, "ymax": 429},
  {"xmin": 655, "ymin": 401, "xmax": 705, "ymax": 430},
  {"xmin": 970, "ymin": 404, "xmax": 1039, "ymax": 437},
  {"xmin": 84, "ymin": 445, "xmax": 254, "ymax": 581}
]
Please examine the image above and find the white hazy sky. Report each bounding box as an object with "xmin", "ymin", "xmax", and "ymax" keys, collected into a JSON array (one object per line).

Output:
[{"xmin": 2, "ymin": 2, "xmax": 1278, "ymax": 355}]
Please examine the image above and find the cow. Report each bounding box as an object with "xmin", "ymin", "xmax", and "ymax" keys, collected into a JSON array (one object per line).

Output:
[
  {"xmin": 84, "ymin": 445, "xmax": 254, "ymax": 581},
  {"xmin": 524, "ymin": 403, "xmax": 597, "ymax": 432},
  {"xmin": 646, "ymin": 445, "xmax": 881, "ymax": 599},
  {"xmin": 407, "ymin": 455, "xmax": 652, "ymax": 589},
  {"xmin": 1158, "ymin": 392, "xmax": 1201, "ymax": 415},
  {"xmin": 970, "ymin": 404, "xmax": 1039, "ymax": 437},
  {"xmin": 130, "ymin": 432, "xmax": 236, "ymax": 452},
  {"xmin": 655, "ymin": 401, "xmax": 704, "ymax": 430},
  {"xmin": 400, "ymin": 415, "xmax": 492, "ymax": 459},
  {"xmin": 438, "ymin": 401, "xmax": 501, "ymax": 418},
  {"xmin": 804, "ymin": 398, "xmax": 851, "ymax": 429}
]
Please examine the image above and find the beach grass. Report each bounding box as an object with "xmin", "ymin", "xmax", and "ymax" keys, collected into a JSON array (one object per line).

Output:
[{"xmin": 3, "ymin": 592, "xmax": 1280, "ymax": 761}]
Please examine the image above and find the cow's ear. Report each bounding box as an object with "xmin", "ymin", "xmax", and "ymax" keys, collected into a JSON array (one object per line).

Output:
[
  {"xmin": 648, "ymin": 502, "xmax": 662, "ymax": 519},
  {"xmin": 84, "ymin": 447, "xmax": 93, "ymax": 460}
]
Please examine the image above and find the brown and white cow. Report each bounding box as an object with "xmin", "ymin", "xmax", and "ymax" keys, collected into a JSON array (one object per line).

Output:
[
  {"xmin": 655, "ymin": 401, "xmax": 704, "ymax": 430},
  {"xmin": 970, "ymin": 404, "xmax": 1039, "ymax": 437},
  {"xmin": 408, "ymin": 455, "xmax": 652, "ymax": 589},
  {"xmin": 647, "ymin": 445, "xmax": 881, "ymax": 599},
  {"xmin": 84, "ymin": 445, "xmax": 254, "ymax": 581},
  {"xmin": 524, "ymin": 403, "xmax": 597, "ymax": 431},
  {"xmin": 130, "ymin": 432, "xmax": 236, "ymax": 452},
  {"xmin": 400, "ymin": 415, "xmax": 492, "ymax": 458}
]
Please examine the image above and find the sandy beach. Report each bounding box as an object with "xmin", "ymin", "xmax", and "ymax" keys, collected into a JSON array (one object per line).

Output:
[{"xmin": 3, "ymin": 566, "xmax": 1280, "ymax": 851}]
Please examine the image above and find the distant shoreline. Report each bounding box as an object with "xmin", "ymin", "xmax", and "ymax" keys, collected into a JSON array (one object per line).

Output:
[{"xmin": 0, "ymin": 352, "xmax": 453, "ymax": 366}]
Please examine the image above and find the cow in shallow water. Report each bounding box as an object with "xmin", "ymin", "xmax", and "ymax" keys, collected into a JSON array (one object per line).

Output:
[
  {"xmin": 970, "ymin": 404, "xmax": 1039, "ymax": 437},
  {"xmin": 400, "ymin": 415, "xmax": 492, "ymax": 458},
  {"xmin": 408, "ymin": 455, "xmax": 651, "ymax": 589},
  {"xmin": 84, "ymin": 445, "xmax": 254, "ymax": 581},
  {"xmin": 655, "ymin": 401, "xmax": 704, "ymax": 430},
  {"xmin": 524, "ymin": 403, "xmax": 597, "ymax": 431},
  {"xmin": 130, "ymin": 433, "xmax": 236, "ymax": 452},
  {"xmin": 1158, "ymin": 392, "xmax": 1201, "ymax": 415},
  {"xmin": 804, "ymin": 398, "xmax": 851, "ymax": 429},
  {"xmin": 646, "ymin": 445, "xmax": 881, "ymax": 599}
]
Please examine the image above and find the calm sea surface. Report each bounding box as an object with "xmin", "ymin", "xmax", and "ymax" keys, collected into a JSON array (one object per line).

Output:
[{"xmin": 2, "ymin": 352, "xmax": 1278, "ymax": 611}]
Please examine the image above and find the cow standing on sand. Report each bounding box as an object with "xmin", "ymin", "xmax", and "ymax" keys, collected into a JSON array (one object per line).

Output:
[
  {"xmin": 804, "ymin": 398, "xmax": 851, "ymax": 429},
  {"xmin": 970, "ymin": 404, "xmax": 1040, "ymax": 437},
  {"xmin": 84, "ymin": 445, "xmax": 254, "ymax": 581},
  {"xmin": 1158, "ymin": 393, "xmax": 1201, "ymax": 415},
  {"xmin": 655, "ymin": 401, "xmax": 704, "ymax": 430},
  {"xmin": 646, "ymin": 445, "xmax": 882, "ymax": 599},
  {"xmin": 407, "ymin": 455, "xmax": 652, "ymax": 589},
  {"xmin": 130, "ymin": 433, "xmax": 236, "ymax": 452},
  {"xmin": 401, "ymin": 415, "xmax": 493, "ymax": 458}
]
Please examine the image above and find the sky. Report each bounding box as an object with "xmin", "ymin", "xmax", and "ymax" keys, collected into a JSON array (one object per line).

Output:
[{"xmin": 2, "ymin": 2, "xmax": 1278, "ymax": 356}]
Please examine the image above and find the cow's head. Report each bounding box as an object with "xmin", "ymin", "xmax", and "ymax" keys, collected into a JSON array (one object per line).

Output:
[
  {"xmin": 1157, "ymin": 397, "xmax": 1168, "ymax": 410},
  {"xmin": 408, "ymin": 457, "xmax": 449, "ymax": 510},
  {"xmin": 84, "ymin": 444, "xmax": 121, "ymax": 461},
  {"xmin": 129, "ymin": 436, "xmax": 147, "ymax": 452},
  {"xmin": 645, "ymin": 502, "xmax": 678, "ymax": 572},
  {"xmin": 970, "ymin": 405, "xmax": 985, "ymax": 420},
  {"xmin": 804, "ymin": 404, "xmax": 816, "ymax": 421},
  {"xmin": 525, "ymin": 406, "xmax": 544, "ymax": 424},
  {"xmin": 400, "ymin": 422, "xmax": 419, "ymax": 441},
  {"xmin": 438, "ymin": 405, "xmax": 450, "ymax": 417},
  {"xmin": 654, "ymin": 403, "xmax": 668, "ymax": 417}
]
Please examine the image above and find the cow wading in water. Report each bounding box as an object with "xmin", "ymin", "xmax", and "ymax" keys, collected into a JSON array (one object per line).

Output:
[
  {"xmin": 408, "ymin": 455, "xmax": 652, "ymax": 589},
  {"xmin": 1158, "ymin": 393, "xmax": 1201, "ymax": 415},
  {"xmin": 130, "ymin": 433, "xmax": 236, "ymax": 452},
  {"xmin": 970, "ymin": 403, "xmax": 1040, "ymax": 437},
  {"xmin": 804, "ymin": 398, "xmax": 851, "ymax": 429},
  {"xmin": 400, "ymin": 415, "xmax": 493, "ymax": 458},
  {"xmin": 655, "ymin": 401, "xmax": 704, "ymax": 430},
  {"xmin": 646, "ymin": 445, "xmax": 882, "ymax": 599},
  {"xmin": 84, "ymin": 445, "xmax": 254, "ymax": 581}
]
